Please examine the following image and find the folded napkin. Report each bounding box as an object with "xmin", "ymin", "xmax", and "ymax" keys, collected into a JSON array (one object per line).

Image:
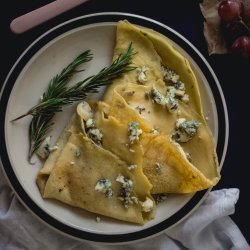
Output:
[{"xmin": 0, "ymin": 166, "xmax": 249, "ymax": 250}]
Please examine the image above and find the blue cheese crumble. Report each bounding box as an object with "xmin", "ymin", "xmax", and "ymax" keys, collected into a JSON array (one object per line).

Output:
[
  {"xmin": 165, "ymin": 87, "xmax": 179, "ymax": 112},
  {"xmin": 154, "ymin": 193, "xmax": 168, "ymax": 204},
  {"xmin": 172, "ymin": 118, "xmax": 200, "ymax": 143},
  {"xmin": 95, "ymin": 179, "xmax": 113, "ymax": 198},
  {"xmin": 84, "ymin": 117, "xmax": 103, "ymax": 145},
  {"xmin": 171, "ymin": 81, "xmax": 185, "ymax": 97},
  {"xmin": 36, "ymin": 136, "xmax": 58, "ymax": 159},
  {"xmin": 116, "ymin": 174, "xmax": 133, "ymax": 190},
  {"xmin": 116, "ymin": 174, "xmax": 134, "ymax": 208},
  {"xmin": 162, "ymin": 66, "xmax": 190, "ymax": 104},
  {"xmin": 85, "ymin": 118, "xmax": 95, "ymax": 129},
  {"xmin": 141, "ymin": 197, "xmax": 154, "ymax": 212},
  {"xmin": 148, "ymin": 87, "xmax": 178, "ymax": 112},
  {"xmin": 128, "ymin": 122, "xmax": 142, "ymax": 144},
  {"xmin": 137, "ymin": 66, "xmax": 149, "ymax": 84},
  {"xmin": 87, "ymin": 128, "xmax": 103, "ymax": 145},
  {"xmin": 162, "ymin": 66, "xmax": 180, "ymax": 83},
  {"xmin": 174, "ymin": 80, "xmax": 185, "ymax": 91},
  {"xmin": 148, "ymin": 88, "xmax": 166, "ymax": 106}
]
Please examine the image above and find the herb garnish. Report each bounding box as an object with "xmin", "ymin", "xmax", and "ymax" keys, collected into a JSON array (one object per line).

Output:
[{"xmin": 12, "ymin": 43, "xmax": 135, "ymax": 159}]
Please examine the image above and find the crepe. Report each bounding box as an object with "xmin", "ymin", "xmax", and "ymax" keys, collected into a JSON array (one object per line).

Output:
[
  {"xmin": 97, "ymin": 91, "xmax": 220, "ymax": 193},
  {"xmin": 104, "ymin": 20, "xmax": 203, "ymax": 116},
  {"xmin": 37, "ymin": 103, "xmax": 155, "ymax": 225}
]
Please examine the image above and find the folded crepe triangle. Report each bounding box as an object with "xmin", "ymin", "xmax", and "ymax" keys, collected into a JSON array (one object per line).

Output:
[{"xmin": 37, "ymin": 106, "xmax": 155, "ymax": 225}]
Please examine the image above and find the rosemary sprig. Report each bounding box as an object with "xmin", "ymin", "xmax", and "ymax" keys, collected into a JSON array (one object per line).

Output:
[
  {"xmin": 14, "ymin": 43, "xmax": 135, "ymax": 159},
  {"xmin": 12, "ymin": 50, "xmax": 93, "ymax": 121}
]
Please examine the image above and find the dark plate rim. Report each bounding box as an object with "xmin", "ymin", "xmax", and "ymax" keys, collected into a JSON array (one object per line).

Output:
[{"xmin": 0, "ymin": 12, "xmax": 229, "ymax": 243}]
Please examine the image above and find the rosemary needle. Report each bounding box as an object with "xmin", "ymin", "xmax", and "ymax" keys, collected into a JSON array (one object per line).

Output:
[{"xmin": 14, "ymin": 43, "xmax": 135, "ymax": 159}]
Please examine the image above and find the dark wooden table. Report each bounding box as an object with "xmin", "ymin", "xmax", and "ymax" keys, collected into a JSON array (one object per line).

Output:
[{"xmin": 1, "ymin": 0, "xmax": 249, "ymax": 244}]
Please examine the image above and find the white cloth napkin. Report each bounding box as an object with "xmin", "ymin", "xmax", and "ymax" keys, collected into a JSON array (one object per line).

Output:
[{"xmin": 0, "ymin": 166, "xmax": 249, "ymax": 250}]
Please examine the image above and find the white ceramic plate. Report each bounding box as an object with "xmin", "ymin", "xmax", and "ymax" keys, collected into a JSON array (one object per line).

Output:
[{"xmin": 0, "ymin": 13, "xmax": 229, "ymax": 243}]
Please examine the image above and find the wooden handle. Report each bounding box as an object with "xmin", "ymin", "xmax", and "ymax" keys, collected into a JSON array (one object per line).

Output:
[{"xmin": 10, "ymin": 0, "xmax": 88, "ymax": 34}]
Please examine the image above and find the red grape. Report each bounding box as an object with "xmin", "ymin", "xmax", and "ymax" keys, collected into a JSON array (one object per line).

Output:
[
  {"xmin": 231, "ymin": 36, "xmax": 250, "ymax": 59},
  {"xmin": 218, "ymin": 0, "xmax": 243, "ymax": 21}
]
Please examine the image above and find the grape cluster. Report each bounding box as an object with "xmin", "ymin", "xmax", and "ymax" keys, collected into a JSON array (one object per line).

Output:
[{"xmin": 218, "ymin": 0, "xmax": 250, "ymax": 59}]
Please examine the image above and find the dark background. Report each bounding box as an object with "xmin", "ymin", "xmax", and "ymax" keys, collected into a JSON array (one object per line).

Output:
[{"xmin": 1, "ymin": 0, "xmax": 249, "ymax": 244}]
